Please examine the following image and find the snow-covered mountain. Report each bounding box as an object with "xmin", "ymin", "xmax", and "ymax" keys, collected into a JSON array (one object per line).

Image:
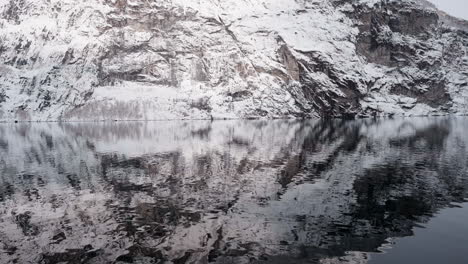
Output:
[{"xmin": 0, "ymin": 0, "xmax": 467, "ymax": 121}]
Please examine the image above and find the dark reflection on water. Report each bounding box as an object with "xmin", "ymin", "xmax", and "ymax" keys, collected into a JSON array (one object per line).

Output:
[{"xmin": 1, "ymin": 118, "xmax": 468, "ymax": 264}]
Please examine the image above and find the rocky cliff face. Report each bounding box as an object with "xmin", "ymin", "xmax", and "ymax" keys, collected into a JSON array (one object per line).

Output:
[{"xmin": 0, "ymin": 0, "xmax": 467, "ymax": 121}]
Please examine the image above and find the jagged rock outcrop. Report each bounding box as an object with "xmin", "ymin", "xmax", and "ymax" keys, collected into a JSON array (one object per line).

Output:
[
  {"xmin": 0, "ymin": 0, "xmax": 467, "ymax": 121},
  {"xmin": 351, "ymin": 0, "xmax": 468, "ymax": 115}
]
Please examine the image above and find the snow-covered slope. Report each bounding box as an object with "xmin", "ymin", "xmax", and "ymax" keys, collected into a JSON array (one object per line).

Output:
[{"xmin": 0, "ymin": 0, "xmax": 467, "ymax": 121}]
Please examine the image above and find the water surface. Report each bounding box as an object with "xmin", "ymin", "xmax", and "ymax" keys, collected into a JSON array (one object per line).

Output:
[{"xmin": 1, "ymin": 117, "xmax": 468, "ymax": 264}]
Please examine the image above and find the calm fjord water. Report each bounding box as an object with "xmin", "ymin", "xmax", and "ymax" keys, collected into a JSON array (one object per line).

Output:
[{"xmin": 0, "ymin": 118, "xmax": 468, "ymax": 264}]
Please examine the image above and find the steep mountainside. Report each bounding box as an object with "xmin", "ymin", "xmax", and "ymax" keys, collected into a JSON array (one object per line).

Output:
[{"xmin": 0, "ymin": 0, "xmax": 467, "ymax": 121}]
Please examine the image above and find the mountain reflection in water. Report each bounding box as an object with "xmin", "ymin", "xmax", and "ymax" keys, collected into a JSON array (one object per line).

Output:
[{"xmin": 0, "ymin": 118, "xmax": 467, "ymax": 264}]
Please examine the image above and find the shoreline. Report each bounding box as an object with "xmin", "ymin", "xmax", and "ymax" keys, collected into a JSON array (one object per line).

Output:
[{"xmin": 1, "ymin": 113, "xmax": 467, "ymax": 124}]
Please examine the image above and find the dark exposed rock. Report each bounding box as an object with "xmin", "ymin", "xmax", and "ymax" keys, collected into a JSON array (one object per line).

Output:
[
  {"xmin": 2, "ymin": 0, "xmax": 25, "ymax": 24},
  {"xmin": 14, "ymin": 211, "xmax": 39, "ymax": 236},
  {"xmin": 228, "ymin": 90, "xmax": 253, "ymax": 102},
  {"xmin": 277, "ymin": 43, "xmax": 300, "ymax": 82},
  {"xmin": 346, "ymin": 0, "xmax": 468, "ymax": 112},
  {"xmin": 354, "ymin": 1, "xmax": 439, "ymax": 67},
  {"xmin": 297, "ymin": 51, "xmax": 363, "ymax": 117}
]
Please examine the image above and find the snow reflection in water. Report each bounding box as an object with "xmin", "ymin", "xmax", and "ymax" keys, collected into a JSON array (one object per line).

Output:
[{"xmin": 0, "ymin": 118, "xmax": 468, "ymax": 264}]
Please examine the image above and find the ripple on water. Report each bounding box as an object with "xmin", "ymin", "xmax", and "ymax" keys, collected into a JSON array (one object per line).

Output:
[{"xmin": 0, "ymin": 117, "xmax": 467, "ymax": 263}]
